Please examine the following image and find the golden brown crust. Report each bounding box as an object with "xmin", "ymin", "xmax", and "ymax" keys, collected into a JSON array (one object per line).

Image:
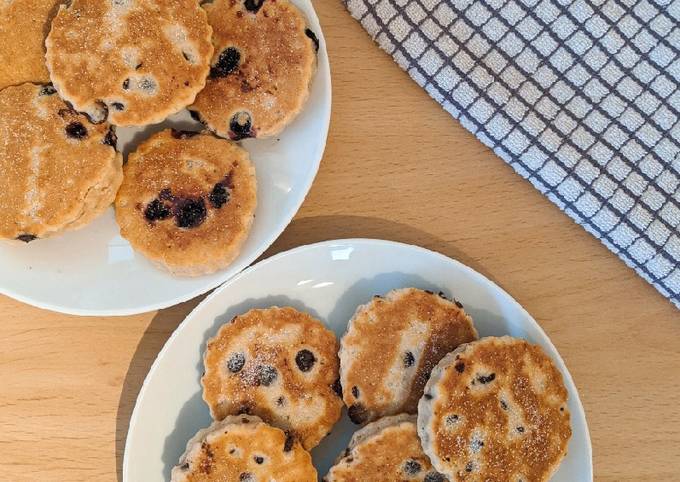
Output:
[
  {"xmin": 418, "ymin": 337, "xmax": 572, "ymax": 481},
  {"xmin": 324, "ymin": 414, "xmax": 444, "ymax": 482},
  {"xmin": 340, "ymin": 288, "xmax": 478, "ymax": 424},
  {"xmin": 191, "ymin": 0, "xmax": 317, "ymax": 139},
  {"xmin": 171, "ymin": 415, "xmax": 317, "ymax": 482},
  {"xmin": 114, "ymin": 129, "xmax": 257, "ymax": 276},
  {"xmin": 0, "ymin": 83, "xmax": 122, "ymax": 241},
  {"xmin": 45, "ymin": 0, "xmax": 213, "ymax": 126},
  {"xmin": 0, "ymin": 0, "xmax": 62, "ymax": 90},
  {"xmin": 201, "ymin": 307, "xmax": 343, "ymax": 449}
]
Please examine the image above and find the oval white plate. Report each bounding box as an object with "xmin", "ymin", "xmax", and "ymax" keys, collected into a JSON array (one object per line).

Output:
[
  {"xmin": 123, "ymin": 239, "xmax": 593, "ymax": 481},
  {"xmin": 0, "ymin": 0, "xmax": 329, "ymax": 316}
]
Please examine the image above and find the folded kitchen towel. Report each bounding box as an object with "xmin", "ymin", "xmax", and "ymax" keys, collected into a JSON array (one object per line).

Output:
[{"xmin": 345, "ymin": 0, "xmax": 680, "ymax": 308}]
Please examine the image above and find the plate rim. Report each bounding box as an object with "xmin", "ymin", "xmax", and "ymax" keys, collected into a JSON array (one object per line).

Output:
[
  {"xmin": 122, "ymin": 237, "xmax": 593, "ymax": 480},
  {"xmin": 0, "ymin": 0, "xmax": 331, "ymax": 317}
]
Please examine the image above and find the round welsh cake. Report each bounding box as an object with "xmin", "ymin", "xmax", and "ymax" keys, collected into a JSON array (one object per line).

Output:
[
  {"xmin": 340, "ymin": 288, "xmax": 478, "ymax": 424},
  {"xmin": 114, "ymin": 129, "xmax": 257, "ymax": 276},
  {"xmin": 324, "ymin": 414, "xmax": 446, "ymax": 482},
  {"xmin": 418, "ymin": 336, "xmax": 572, "ymax": 481},
  {"xmin": 201, "ymin": 307, "xmax": 343, "ymax": 449},
  {"xmin": 171, "ymin": 415, "xmax": 317, "ymax": 482},
  {"xmin": 190, "ymin": 0, "xmax": 318, "ymax": 139},
  {"xmin": 0, "ymin": 83, "xmax": 122, "ymax": 242},
  {"xmin": 45, "ymin": 0, "xmax": 213, "ymax": 126}
]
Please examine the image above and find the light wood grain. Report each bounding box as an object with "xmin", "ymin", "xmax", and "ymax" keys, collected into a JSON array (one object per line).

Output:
[{"xmin": 1, "ymin": 1, "xmax": 679, "ymax": 480}]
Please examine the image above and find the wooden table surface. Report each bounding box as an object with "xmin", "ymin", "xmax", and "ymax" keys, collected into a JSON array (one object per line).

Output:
[{"xmin": 2, "ymin": 2, "xmax": 679, "ymax": 481}]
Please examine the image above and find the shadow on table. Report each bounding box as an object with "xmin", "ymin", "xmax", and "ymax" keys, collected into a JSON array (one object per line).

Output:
[
  {"xmin": 264, "ymin": 214, "xmax": 495, "ymax": 282},
  {"xmin": 115, "ymin": 297, "xmax": 204, "ymax": 482},
  {"xmin": 114, "ymin": 213, "xmax": 495, "ymax": 480}
]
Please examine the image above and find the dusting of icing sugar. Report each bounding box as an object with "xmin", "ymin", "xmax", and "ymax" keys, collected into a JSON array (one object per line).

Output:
[
  {"xmin": 261, "ymin": 93, "xmax": 277, "ymax": 111},
  {"xmin": 111, "ymin": 0, "xmax": 133, "ymax": 11},
  {"xmin": 32, "ymin": 97, "xmax": 49, "ymax": 120},
  {"xmin": 25, "ymin": 146, "xmax": 45, "ymax": 222},
  {"xmin": 383, "ymin": 319, "xmax": 429, "ymax": 413},
  {"xmin": 121, "ymin": 47, "xmax": 141, "ymax": 69},
  {"xmin": 183, "ymin": 158, "xmax": 209, "ymax": 174},
  {"xmin": 102, "ymin": 2, "xmax": 125, "ymax": 47},
  {"xmin": 164, "ymin": 23, "xmax": 188, "ymax": 43},
  {"xmin": 164, "ymin": 23, "xmax": 199, "ymax": 65}
]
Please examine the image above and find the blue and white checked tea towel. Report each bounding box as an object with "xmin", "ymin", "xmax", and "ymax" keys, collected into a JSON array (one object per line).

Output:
[{"xmin": 345, "ymin": 0, "xmax": 680, "ymax": 308}]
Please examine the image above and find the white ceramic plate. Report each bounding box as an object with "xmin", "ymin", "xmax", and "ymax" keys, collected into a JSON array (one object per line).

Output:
[
  {"xmin": 123, "ymin": 239, "xmax": 593, "ymax": 481},
  {"xmin": 0, "ymin": 0, "xmax": 329, "ymax": 316}
]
